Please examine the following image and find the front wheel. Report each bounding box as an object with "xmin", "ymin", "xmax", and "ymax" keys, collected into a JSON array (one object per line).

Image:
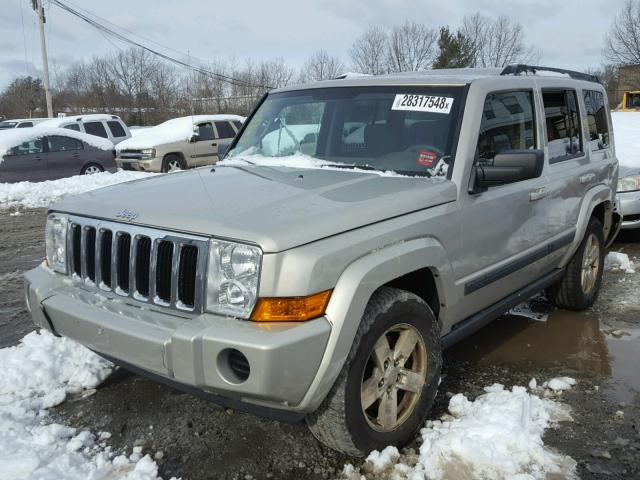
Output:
[
  {"xmin": 546, "ymin": 217, "xmax": 605, "ymax": 310},
  {"xmin": 161, "ymin": 155, "xmax": 185, "ymax": 173},
  {"xmin": 306, "ymin": 287, "xmax": 442, "ymax": 456}
]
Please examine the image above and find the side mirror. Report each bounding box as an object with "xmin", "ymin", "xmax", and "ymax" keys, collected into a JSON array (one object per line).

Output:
[
  {"xmin": 469, "ymin": 149, "xmax": 544, "ymax": 194},
  {"xmin": 189, "ymin": 134, "xmax": 199, "ymax": 143}
]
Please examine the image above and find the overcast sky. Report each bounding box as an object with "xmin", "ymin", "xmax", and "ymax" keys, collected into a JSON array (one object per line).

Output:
[{"xmin": 0, "ymin": 0, "xmax": 628, "ymax": 89}]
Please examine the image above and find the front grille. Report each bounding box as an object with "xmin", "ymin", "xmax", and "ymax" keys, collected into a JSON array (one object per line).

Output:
[
  {"xmin": 118, "ymin": 149, "xmax": 144, "ymax": 160},
  {"xmin": 67, "ymin": 216, "xmax": 208, "ymax": 313}
]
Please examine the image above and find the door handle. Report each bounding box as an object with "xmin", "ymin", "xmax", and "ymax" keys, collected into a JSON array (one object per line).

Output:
[
  {"xmin": 35, "ymin": 157, "xmax": 42, "ymax": 161},
  {"xmin": 529, "ymin": 187, "xmax": 548, "ymax": 201},
  {"xmin": 72, "ymin": 153, "xmax": 80, "ymax": 158},
  {"xmin": 580, "ymin": 173, "xmax": 596, "ymax": 184},
  {"xmin": 211, "ymin": 142, "xmax": 217, "ymax": 147}
]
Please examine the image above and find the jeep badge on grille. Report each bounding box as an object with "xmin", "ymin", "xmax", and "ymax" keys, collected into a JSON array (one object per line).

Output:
[{"xmin": 116, "ymin": 209, "xmax": 139, "ymax": 221}]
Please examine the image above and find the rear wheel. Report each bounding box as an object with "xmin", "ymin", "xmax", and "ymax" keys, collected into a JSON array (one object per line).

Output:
[
  {"xmin": 546, "ymin": 217, "xmax": 605, "ymax": 310},
  {"xmin": 161, "ymin": 154, "xmax": 185, "ymax": 173},
  {"xmin": 81, "ymin": 163, "xmax": 104, "ymax": 175},
  {"xmin": 306, "ymin": 287, "xmax": 442, "ymax": 456}
]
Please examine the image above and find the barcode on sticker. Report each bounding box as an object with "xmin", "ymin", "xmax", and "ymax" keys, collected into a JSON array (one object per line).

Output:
[{"xmin": 391, "ymin": 94, "xmax": 454, "ymax": 114}]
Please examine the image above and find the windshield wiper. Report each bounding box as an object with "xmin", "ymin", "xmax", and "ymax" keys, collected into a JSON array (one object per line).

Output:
[{"xmin": 322, "ymin": 163, "xmax": 385, "ymax": 172}]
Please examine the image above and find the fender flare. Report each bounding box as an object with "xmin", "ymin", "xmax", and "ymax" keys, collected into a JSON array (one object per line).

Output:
[
  {"xmin": 294, "ymin": 236, "xmax": 455, "ymax": 412},
  {"xmin": 560, "ymin": 184, "xmax": 614, "ymax": 266}
]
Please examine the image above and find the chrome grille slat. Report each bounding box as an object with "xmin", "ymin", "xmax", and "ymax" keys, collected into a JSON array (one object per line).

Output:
[{"xmin": 65, "ymin": 215, "xmax": 209, "ymax": 314}]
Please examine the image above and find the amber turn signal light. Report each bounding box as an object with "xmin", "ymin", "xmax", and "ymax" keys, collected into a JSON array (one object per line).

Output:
[{"xmin": 250, "ymin": 290, "xmax": 332, "ymax": 322}]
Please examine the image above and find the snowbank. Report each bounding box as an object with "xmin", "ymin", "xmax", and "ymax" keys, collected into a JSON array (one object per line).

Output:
[
  {"xmin": 116, "ymin": 114, "xmax": 245, "ymax": 150},
  {"xmin": 0, "ymin": 170, "xmax": 155, "ymax": 209},
  {"xmin": 612, "ymin": 111, "xmax": 640, "ymax": 168},
  {"xmin": 0, "ymin": 127, "xmax": 114, "ymax": 160},
  {"xmin": 605, "ymin": 251, "xmax": 636, "ymax": 273},
  {"xmin": 0, "ymin": 330, "xmax": 168, "ymax": 480},
  {"xmin": 342, "ymin": 381, "xmax": 577, "ymax": 480}
]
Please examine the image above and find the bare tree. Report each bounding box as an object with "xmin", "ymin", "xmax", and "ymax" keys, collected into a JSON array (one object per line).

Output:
[
  {"xmin": 300, "ymin": 49, "xmax": 345, "ymax": 82},
  {"xmin": 387, "ymin": 21, "xmax": 438, "ymax": 72},
  {"xmin": 605, "ymin": 0, "xmax": 640, "ymax": 65},
  {"xmin": 462, "ymin": 13, "xmax": 539, "ymax": 67},
  {"xmin": 349, "ymin": 25, "xmax": 389, "ymax": 75}
]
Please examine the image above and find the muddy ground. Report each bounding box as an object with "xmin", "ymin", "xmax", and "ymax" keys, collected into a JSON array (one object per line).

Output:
[{"xmin": 0, "ymin": 208, "xmax": 638, "ymax": 479}]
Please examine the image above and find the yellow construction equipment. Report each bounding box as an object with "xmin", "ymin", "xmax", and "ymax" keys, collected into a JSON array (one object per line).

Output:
[{"xmin": 620, "ymin": 90, "xmax": 640, "ymax": 111}]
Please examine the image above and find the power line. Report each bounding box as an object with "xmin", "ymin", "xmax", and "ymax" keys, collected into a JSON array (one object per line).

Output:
[{"xmin": 49, "ymin": 0, "xmax": 273, "ymax": 90}]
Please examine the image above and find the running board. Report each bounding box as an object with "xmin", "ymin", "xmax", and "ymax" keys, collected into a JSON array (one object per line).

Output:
[{"xmin": 441, "ymin": 268, "xmax": 564, "ymax": 349}]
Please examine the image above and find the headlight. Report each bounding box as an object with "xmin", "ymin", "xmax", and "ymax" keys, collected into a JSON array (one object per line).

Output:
[
  {"xmin": 140, "ymin": 148, "xmax": 156, "ymax": 159},
  {"xmin": 45, "ymin": 213, "xmax": 68, "ymax": 274},
  {"xmin": 206, "ymin": 239, "xmax": 262, "ymax": 318},
  {"xmin": 618, "ymin": 175, "xmax": 640, "ymax": 192}
]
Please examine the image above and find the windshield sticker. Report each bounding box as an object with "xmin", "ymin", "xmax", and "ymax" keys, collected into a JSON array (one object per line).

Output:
[
  {"xmin": 391, "ymin": 94, "xmax": 454, "ymax": 114},
  {"xmin": 417, "ymin": 150, "xmax": 438, "ymax": 167}
]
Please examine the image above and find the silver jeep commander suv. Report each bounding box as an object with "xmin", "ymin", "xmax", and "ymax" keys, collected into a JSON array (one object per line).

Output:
[{"xmin": 25, "ymin": 65, "xmax": 621, "ymax": 456}]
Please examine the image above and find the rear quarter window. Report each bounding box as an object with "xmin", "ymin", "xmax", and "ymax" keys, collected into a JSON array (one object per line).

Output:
[
  {"xmin": 107, "ymin": 120, "xmax": 127, "ymax": 138},
  {"xmin": 84, "ymin": 121, "xmax": 109, "ymax": 138},
  {"xmin": 64, "ymin": 123, "xmax": 81, "ymax": 131},
  {"xmin": 583, "ymin": 90, "xmax": 610, "ymax": 151}
]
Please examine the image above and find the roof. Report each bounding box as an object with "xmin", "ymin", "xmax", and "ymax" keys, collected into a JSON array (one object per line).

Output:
[
  {"xmin": 273, "ymin": 65, "xmax": 600, "ymax": 93},
  {"xmin": 37, "ymin": 114, "xmax": 122, "ymax": 128},
  {"xmin": 1, "ymin": 118, "xmax": 49, "ymax": 123}
]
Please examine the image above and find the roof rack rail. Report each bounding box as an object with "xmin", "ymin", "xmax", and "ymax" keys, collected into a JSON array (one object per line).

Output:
[{"xmin": 500, "ymin": 64, "xmax": 600, "ymax": 83}]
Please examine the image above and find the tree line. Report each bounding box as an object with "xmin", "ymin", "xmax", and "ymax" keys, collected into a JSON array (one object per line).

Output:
[{"xmin": 6, "ymin": 1, "xmax": 640, "ymax": 124}]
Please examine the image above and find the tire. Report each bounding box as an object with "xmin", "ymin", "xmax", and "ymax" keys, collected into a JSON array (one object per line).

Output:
[
  {"xmin": 81, "ymin": 163, "xmax": 104, "ymax": 175},
  {"xmin": 161, "ymin": 154, "xmax": 185, "ymax": 173},
  {"xmin": 545, "ymin": 217, "xmax": 605, "ymax": 311},
  {"xmin": 306, "ymin": 287, "xmax": 442, "ymax": 456}
]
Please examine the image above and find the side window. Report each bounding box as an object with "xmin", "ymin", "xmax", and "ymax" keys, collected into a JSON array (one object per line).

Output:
[
  {"xmin": 17, "ymin": 122, "xmax": 33, "ymax": 128},
  {"xmin": 197, "ymin": 122, "xmax": 215, "ymax": 141},
  {"xmin": 542, "ymin": 89, "xmax": 583, "ymax": 162},
  {"xmin": 583, "ymin": 90, "xmax": 610, "ymax": 151},
  {"xmin": 64, "ymin": 123, "xmax": 81, "ymax": 132},
  {"xmin": 233, "ymin": 120, "xmax": 243, "ymax": 130},
  {"xmin": 477, "ymin": 90, "xmax": 536, "ymax": 163},
  {"xmin": 48, "ymin": 135, "xmax": 83, "ymax": 152},
  {"xmin": 8, "ymin": 138, "xmax": 43, "ymax": 155},
  {"xmin": 214, "ymin": 121, "xmax": 236, "ymax": 139},
  {"xmin": 84, "ymin": 121, "xmax": 109, "ymax": 138},
  {"xmin": 107, "ymin": 120, "xmax": 127, "ymax": 138}
]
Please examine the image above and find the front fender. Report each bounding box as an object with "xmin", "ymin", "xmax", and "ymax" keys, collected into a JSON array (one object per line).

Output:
[{"xmin": 294, "ymin": 236, "xmax": 455, "ymax": 412}]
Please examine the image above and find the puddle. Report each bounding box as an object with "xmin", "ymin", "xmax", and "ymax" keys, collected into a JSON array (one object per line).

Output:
[{"xmin": 447, "ymin": 310, "xmax": 640, "ymax": 402}]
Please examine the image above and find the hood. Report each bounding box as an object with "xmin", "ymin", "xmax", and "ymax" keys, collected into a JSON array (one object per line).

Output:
[{"xmin": 52, "ymin": 166, "xmax": 457, "ymax": 253}]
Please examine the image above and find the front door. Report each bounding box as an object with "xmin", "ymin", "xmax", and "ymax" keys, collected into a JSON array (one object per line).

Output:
[
  {"xmin": 0, "ymin": 137, "xmax": 47, "ymax": 182},
  {"xmin": 193, "ymin": 122, "xmax": 218, "ymax": 166},
  {"xmin": 457, "ymin": 89, "xmax": 551, "ymax": 315}
]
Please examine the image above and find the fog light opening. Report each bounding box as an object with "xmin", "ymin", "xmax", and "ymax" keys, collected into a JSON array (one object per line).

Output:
[{"xmin": 217, "ymin": 348, "xmax": 250, "ymax": 384}]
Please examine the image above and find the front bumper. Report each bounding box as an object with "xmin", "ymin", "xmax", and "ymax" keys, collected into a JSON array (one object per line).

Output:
[
  {"xmin": 117, "ymin": 157, "xmax": 162, "ymax": 172},
  {"xmin": 619, "ymin": 190, "xmax": 640, "ymax": 229},
  {"xmin": 24, "ymin": 265, "xmax": 331, "ymax": 412}
]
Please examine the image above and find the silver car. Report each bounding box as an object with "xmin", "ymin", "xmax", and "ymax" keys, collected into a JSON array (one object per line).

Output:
[
  {"xmin": 617, "ymin": 165, "xmax": 640, "ymax": 228},
  {"xmin": 25, "ymin": 65, "xmax": 620, "ymax": 456}
]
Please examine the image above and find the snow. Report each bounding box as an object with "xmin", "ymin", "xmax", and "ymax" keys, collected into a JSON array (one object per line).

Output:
[
  {"xmin": 116, "ymin": 114, "xmax": 245, "ymax": 150},
  {"xmin": 0, "ymin": 170, "xmax": 155, "ymax": 209},
  {"xmin": 545, "ymin": 377, "xmax": 577, "ymax": 392},
  {"xmin": 612, "ymin": 111, "xmax": 640, "ymax": 168},
  {"xmin": 342, "ymin": 380, "xmax": 577, "ymax": 480},
  {"xmin": 605, "ymin": 251, "xmax": 636, "ymax": 273},
  {"xmin": 0, "ymin": 127, "xmax": 114, "ymax": 161},
  {"xmin": 0, "ymin": 330, "xmax": 169, "ymax": 480},
  {"xmin": 221, "ymin": 152, "xmax": 416, "ymax": 177},
  {"xmin": 36, "ymin": 115, "xmax": 124, "ymax": 131}
]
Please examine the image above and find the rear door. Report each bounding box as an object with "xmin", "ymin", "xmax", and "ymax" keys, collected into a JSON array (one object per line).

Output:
[
  {"xmin": 45, "ymin": 135, "xmax": 85, "ymax": 179},
  {"xmin": 214, "ymin": 121, "xmax": 237, "ymax": 161},
  {"xmin": 0, "ymin": 137, "xmax": 46, "ymax": 182},
  {"xmin": 542, "ymin": 89, "xmax": 595, "ymax": 242},
  {"xmin": 193, "ymin": 122, "xmax": 217, "ymax": 166}
]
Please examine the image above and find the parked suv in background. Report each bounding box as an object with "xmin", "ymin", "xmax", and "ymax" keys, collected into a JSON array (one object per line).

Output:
[
  {"xmin": 37, "ymin": 114, "xmax": 131, "ymax": 144},
  {"xmin": 26, "ymin": 65, "xmax": 620, "ymax": 456},
  {"xmin": 0, "ymin": 118, "xmax": 49, "ymax": 129},
  {"xmin": 115, "ymin": 114, "xmax": 244, "ymax": 172}
]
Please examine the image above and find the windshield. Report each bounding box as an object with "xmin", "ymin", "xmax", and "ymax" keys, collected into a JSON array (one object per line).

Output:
[
  {"xmin": 227, "ymin": 86, "xmax": 464, "ymax": 176},
  {"xmin": 0, "ymin": 121, "xmax": 17, "ymax": 129}
]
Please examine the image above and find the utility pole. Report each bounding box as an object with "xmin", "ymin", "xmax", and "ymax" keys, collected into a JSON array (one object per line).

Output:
[{"xmin": 33, "ymin": 0, "xmax": 53, "ymax": 117}]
